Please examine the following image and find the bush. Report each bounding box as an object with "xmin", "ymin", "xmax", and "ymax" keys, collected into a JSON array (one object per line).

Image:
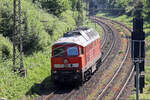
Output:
[
  {"xmin": 0, "ymin": 0, "xmax": 13, "ymax": 38},
  {"xmin": 0, "ymin": 0, "xmax": 79, "ymax": 55},
  {"xmin": 0, "ymin": 51, "xmax": 51, "ymax": 100},
  {"xmin": 0, "ymin": 35, "xmax": 13, "ymax": 61},
  {"xmin": 39, "ymin": 0, "xmax": 71, "ymax": 16},
  {"xmin": 0, "ymin": 0, "xmax": 52, "ymax": 55},
  {"xmin": 0, "ymin": 0, "xmax": 79, "ymax": 99}
]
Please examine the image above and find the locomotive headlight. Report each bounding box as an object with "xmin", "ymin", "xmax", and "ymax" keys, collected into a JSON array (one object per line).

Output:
[
  {"xmin": 53, "ymin": 71, "xmax": 57, "ymax": 73},
  {"xmin": 64, "ymin": 59, "xmax": 68, "ymax": 64},
  {"xmin": 54, "ymin": 64, "xmax": 64, "ymax": 68},
  {"xmin": 72, "ymin": 63, "xmax": 79, "ymax": 67},
  {"xmin": 76, "ymin": 70, "xmax": 79, "ymax": 72}
]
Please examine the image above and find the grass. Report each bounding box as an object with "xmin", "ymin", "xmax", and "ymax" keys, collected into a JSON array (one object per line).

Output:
[
  {"xmin": 96, "ymin": 12, "xmax": 133, "ymax": 27},
  {"xmin": 0, "ymin": 5, "xmax": 103, "ymax": 100},
  {"xmin": 96, "ymin": 11, "xmax": 150, "ymax": 99},
  {"xmin": 0, "ymin": 1, "xmax": 75, "ymax": 99},
  {"xmin": 0, "ymin": 51, "xmax": 51, "ymax": 100}
]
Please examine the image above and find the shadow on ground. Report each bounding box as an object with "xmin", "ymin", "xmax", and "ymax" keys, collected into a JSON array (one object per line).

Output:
[
  {"xmin": 26, "ymin": 76, "xmax": 54, "ymax": 96},
  {"xmin": 26, "ymin": 76, "xmax": 79, "ymax": 97}
]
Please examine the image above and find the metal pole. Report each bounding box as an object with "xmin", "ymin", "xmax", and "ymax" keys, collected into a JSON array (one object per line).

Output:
[
  {"xmin": 136, "ymin": 62, "xmax": 139, "ymax": 100},
  {"xmin": 13, "ymin": 0, "xmax": 16, "ymax": 70},
  {"xmin": 18, "ymin": 0, "xmax": 24, "ymax": 69}
]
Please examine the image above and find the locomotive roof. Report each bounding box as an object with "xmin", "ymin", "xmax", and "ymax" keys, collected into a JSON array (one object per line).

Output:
[{"xmin": 53, "ymin": 27, "xmax": 100, "ymax": 47}]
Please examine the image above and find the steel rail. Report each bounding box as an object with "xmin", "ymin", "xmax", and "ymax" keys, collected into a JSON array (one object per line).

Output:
[
  {"xmin": 96, "ymin": 34, "xmax": 130, "ymax": 100},
  {"xmin": 92, "ymin": 18, "xmax": 117, "ymax": 63},
  {"xmin": 44, "ymin": 90, "xmax": 56, "ymax": 100},
  {"xmin": 108, "ymin": 17, "xmax": 134, "ymax": 100},
  {"xmin": 115, "ymin": 66, "xmax": 135, "ymax": 100},
  {"xmin": 95, "ymin": 17, "xmax": 132, "ymax": 100},
  {"xmin": 43, "ymin": 18, "xmax": 116, "ymax": 100}
]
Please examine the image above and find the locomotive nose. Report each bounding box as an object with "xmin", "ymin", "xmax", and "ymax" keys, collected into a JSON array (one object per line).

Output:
[{"xmin": 64, "ymin": 59, "xmax": 69, "ymax": 64}]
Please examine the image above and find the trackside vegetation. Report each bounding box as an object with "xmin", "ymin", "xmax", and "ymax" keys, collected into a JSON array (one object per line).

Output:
[
  {"xmin": 0, "ymin": 0, "xmax": 102, "ymax": 99},
  {"xmin": 3, "ymin": 0, "xmax": 150, "ymax": 99}
]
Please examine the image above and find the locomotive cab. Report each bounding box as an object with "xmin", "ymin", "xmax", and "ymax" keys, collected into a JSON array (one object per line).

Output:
[{"xmin": 51, "ymin": 44, "xmax": 84, "ymax": 83}]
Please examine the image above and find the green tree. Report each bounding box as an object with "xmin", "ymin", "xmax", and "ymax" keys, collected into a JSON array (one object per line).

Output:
[
  {"xmin": 96, "ymin": 0, "xmax": 135, "ymax": 15},
  {"xmin": 0, "ymin": 35, "xmax": 13, "ymax": 61},
  {"xmin": 76, "ymin": 0, "xmax": 84, "ymax": 27},
  {"xmin": 70, "ymin": 0, "xmax": 78, "ymax": 11},
  {"xmin": 40, "ymin": 0, "xmax": 71, "ymax": 16},
  {"xmin": 0, "ymin": 0, "xmax": 51, "ymax": 55},
  {"xmin": 144, "ymin": 0, "xmax": 150, "ymax": 16}
]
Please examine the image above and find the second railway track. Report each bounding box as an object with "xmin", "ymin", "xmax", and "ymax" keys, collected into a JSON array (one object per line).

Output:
[{"xmin": 94, "ymin": 17, "xmax": 134, "ymax": 100}]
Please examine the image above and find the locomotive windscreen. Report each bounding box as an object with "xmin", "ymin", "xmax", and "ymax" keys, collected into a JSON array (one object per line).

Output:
[
  {"xmin": 67, "ymin": 46, "xmax": 78, "ymax": 56},
  {"xmin": 54, "ymin": 47, "xmax": 64, "ymax": 57}
]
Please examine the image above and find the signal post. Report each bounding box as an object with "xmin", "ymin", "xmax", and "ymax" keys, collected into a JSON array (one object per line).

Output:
[{"xmin": 131, "ymin": 1, "xmax": 145, "ymax": 100}]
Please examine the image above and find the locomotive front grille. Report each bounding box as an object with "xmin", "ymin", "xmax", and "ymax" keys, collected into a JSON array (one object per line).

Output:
[{"xmin": 52, "ymin": 70, "xmax": 82, "ymax": 82}]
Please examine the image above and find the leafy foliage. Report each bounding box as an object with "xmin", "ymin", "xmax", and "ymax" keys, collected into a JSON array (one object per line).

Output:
[
  {"xmin": 0, "ymin": 0, "xmax": 13, "ymax": 38},
  {"xmin": 143, "ymin": 0, "xmax": 150, "ymax": 21},
  {"xmin": 0, "ymin": 0, "xmax": 83, "ymax": 55},
  {"xmin": 0, "ymin": 35, "xmax": 13, "ymax": 61},
  {"xmin": 95, "ymin": 0, "xmax": 150, "ymax": 20},
  {"xmin": 0, "ymin": 0, "xmax": 51, "ymax": 54},
  {"xmin": 0, "ymin": 51, "xmax": 51, "ymax": 100},
  {"xmin": 36, "ymin": 0, "xmax": 71, "ymax": 16},
  {"xmin": 0, "ymin": 0, "xmax": 80, "ymax": 99},
  {"xmin": 95, "ymin": 0, "xmax": 134, "ymax": 15}
]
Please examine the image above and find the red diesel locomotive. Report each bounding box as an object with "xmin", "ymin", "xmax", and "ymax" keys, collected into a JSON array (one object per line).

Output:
[{"xmin": 51, "ymin": 27, "xmax": 101, "ymax": 83}]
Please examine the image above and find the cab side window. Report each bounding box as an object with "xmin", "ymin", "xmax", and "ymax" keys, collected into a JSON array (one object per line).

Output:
[{"xmin": 80, "ymin": 48, "xmax": 84, "ymax": 55}]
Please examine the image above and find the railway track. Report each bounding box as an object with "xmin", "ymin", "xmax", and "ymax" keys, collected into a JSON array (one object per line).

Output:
[
  {"xmin": 94, "ymin": 17, "xmax": 134, "ymax": 100},
  {"xmin": 95, "ymin": 19, "xmax": 116, "ymax": 62},
  {"xmin": 109, "ymin": 18, "xmax": 135, "ymax": 100},
  {"xmin": 62, "ymin": 18, "xmax": 118, "ymax": 100},
  {"xmin": 34, "ymin": 16, "xmax": 119, "ymax": 100},
  {"xmin": 34, "ymin": 16, "xmax": 133, "ymax": 100},
  {"xmin": 68, "ymin": 17, "xmax": 122, "ymax": 100},
  {"xmin": 36, "ymin": 16, "xmax": 117, "ymax": 100}
]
